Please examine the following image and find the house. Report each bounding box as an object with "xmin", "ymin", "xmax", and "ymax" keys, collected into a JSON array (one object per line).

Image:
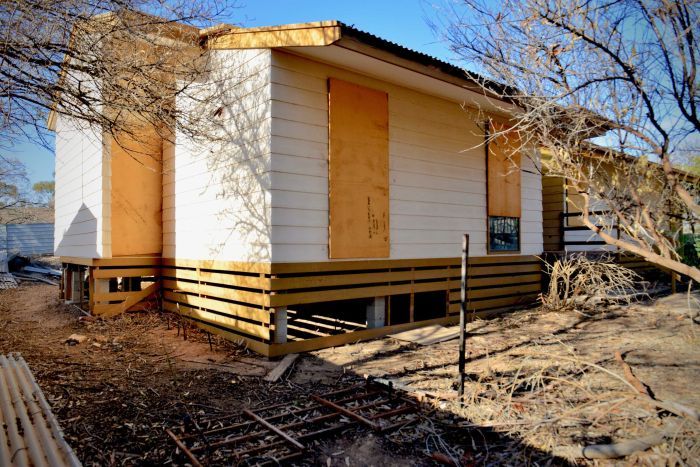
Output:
[
  {"xmin": 540, "ymin": 144, "xmax": 700, "ymax": 277},
  {"xmin": 51, "ymin": 20, "xmax": 545, "ymax": 356}
]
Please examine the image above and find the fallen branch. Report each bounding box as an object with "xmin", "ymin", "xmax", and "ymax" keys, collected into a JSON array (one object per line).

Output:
[
  {"xmin": 616, "ymin": 351, "xmax": 700, "ymax": 422},
  {"xmin": 554, "ymin": 420, "xmax": 678, "ymax": 459},
  {"xmin": 614, "ymin": 351, "xmax": 653, "ymax": 398}
]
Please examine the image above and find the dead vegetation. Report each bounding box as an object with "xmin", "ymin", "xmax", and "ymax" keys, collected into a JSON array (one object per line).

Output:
[
  {"xmin": 541, "ymin": 253, "xmax": 643, "ymax": 311},
  {"xmin": 302, "ymin": 291, "xmax": 700, "ymax": 465},
  {"xmin": 1, "ymin": 282, "xmax": 699, "ymax": 465}
]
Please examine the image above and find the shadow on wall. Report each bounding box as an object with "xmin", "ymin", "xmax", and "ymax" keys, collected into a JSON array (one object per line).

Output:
[
  {"xmin": 167, "ymin": 49, "xmax": 272, "ymax": 263},
  {"xmin": 55, "ymin": 203, "xmax": 99, "ymax": 258}
]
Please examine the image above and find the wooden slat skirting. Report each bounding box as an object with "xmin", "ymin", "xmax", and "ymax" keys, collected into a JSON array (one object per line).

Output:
[
  {"xmin": 65, "ymin": 255, "xmax": 543, "ymax": 354},
  {"xmin": 62, "ymin": 256, "xmax": 162, "ymax": 318},
  {"xmin": 160, "ymin": 255, "xmax": 542, "ymax": 349}
]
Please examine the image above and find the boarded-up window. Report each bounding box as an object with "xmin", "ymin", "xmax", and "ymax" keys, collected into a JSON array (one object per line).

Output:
[
  {"xmin": 487, "ymin": 124, "xmax": 521, "ymax": 218},
  {"xmin": 487, "ymin": 123, "xmax": 521, "ymax": 253},
  {"xmin": 328, "ymin": 78, "xmax": 389, "ymax": 259}
]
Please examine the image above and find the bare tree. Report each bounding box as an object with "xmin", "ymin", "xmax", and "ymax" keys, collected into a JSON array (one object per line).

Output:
[
  {"xmin": 32, "ymin": 180, "xmax": 55, "ymax": 206},
  {"xmin": 435, "ymin": 0, "xmax": 700, "ymax": 282},
  {"xmin": 0, "ymin": 155, "xmax": 34, "ymax": 223},
  {"xmin": 1, "ymin": 0, "xmax": 235, "ymax": 151}
]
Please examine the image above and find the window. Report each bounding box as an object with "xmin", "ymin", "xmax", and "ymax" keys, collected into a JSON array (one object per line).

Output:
[{"xmin": 489, "ymin": 216, "xmax": 520, "ymax": 252}]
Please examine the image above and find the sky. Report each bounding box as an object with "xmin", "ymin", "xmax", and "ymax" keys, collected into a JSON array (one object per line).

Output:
[{"xmin": 15, "ymin": 0, "xmax": 456, "ymax": 185}]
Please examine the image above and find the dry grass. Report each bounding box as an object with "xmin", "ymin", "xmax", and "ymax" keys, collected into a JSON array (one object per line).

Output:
[
  {"xmin": 447, "ymin": 342, "xmax": 700, "ymax": 464},
  {"xmin": 305, "ymin": 289, "xmax": 700, "ymax": 465},
  {"xmin": 541, "ymin": 254, "xmax": 643, "ymax": 311}
]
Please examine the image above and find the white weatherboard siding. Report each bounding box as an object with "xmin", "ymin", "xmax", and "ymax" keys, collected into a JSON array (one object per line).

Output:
[
  {"xmin": 163, "ymin": 49, "xmax": 273, "ymax": 262},
  {"xmin": 564, "ymin": 196, "xmax": 617, "ymax": 252},
  {"xmin": 54, "ymin": 115, "xmax": 108, "ymax": 258},
  {"xmin": 565, "ymin": 229, "xmax": 618, "ymax": 252},
  {"xmin": 268, "ymin": 50, "xmax": 542, "ymax": 262}
]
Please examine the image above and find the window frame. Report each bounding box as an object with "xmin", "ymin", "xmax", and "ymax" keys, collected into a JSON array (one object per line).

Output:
[{"xmin": 487, "ymin": 215, "xmax": 521, "ymax": 253}]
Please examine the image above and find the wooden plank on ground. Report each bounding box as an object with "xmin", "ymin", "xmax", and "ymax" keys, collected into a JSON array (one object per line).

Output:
[
  {"xmin": 388, "ymin": 324, "xmax": 459, "ymax": 345},
  {"xmin": 264, "ymin": 354, "xmax": 299, "ymax": 382}
]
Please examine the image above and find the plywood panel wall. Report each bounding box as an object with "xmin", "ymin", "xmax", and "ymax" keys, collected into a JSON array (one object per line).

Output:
[
  {"xmin": 328, "ymin": 78, "xmax": 389, "ymax": 259},
  {"xmin": 110, "ymin": 126, "xmax": 163, "ymax": 256},
  {"xmin": 487, "ymin": 124, "xmax": 521, "ymax": 218}
]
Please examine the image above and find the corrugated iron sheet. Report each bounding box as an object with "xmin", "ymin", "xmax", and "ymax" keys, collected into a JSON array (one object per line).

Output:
[
  {"xmin": 5, "ymin": 223, "xmax": 54, "ymax": 257},
  {"xmin": 0, "ymin": 353, "xmax": 81, "ymax": 466}
]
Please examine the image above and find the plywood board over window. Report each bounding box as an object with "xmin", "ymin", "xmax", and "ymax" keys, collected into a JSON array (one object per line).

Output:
[
  {"xmin": 487, "ymin": 123, "xmax": 522, "ymax": 218},
  {"xmin": 110, "ymin": 126, "xmax": 163, "ymax": 257},
  {"xmin": 328, "ymin": 78, "xmax": 389, "ymax": 259}
]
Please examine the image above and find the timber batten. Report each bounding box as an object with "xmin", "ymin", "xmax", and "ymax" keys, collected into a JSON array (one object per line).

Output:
[
  {"xmin": 159, "ymin": 255, "xmax": 542, "ymax": 354},
  {"xmin": 60, "ymin": 255, "xmax": 544, "ymax": 354},
  {"xmin": 60, "ymin": 256, "xmax": 161, "ymax": 317}
]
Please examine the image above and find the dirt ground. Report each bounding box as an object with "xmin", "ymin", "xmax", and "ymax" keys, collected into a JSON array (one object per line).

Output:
[{"xmin": 0, "ymin": 283, "xmax": 698, "ymax": 466}]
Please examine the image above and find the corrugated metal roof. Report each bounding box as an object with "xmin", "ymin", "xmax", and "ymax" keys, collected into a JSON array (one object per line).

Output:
[
  {"xmin": 0, "ymin": 353, "xmax": 81, "ymax": 466},
  {"xmin": 2, "ymin": 223, "xmax": 54, "ymax": 257},
  {"xmin": 338, "ymin": 22, "xmax": 513, "ymax": 97}
]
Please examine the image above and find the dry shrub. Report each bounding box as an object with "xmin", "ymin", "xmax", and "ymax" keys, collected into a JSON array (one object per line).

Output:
[{"xmin": 541, "ymin": 253, "xmax": 642, "ymax": 311}]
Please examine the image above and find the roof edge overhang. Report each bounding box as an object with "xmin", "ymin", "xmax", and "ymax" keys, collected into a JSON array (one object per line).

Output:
[
  {"xmin": 49, "ymin": 18, "xmax": 518, "ymax": 132},
  {"xmin": 203, "ymin": 20, "xmax": 514, "ymax": 108},
  {"xmin": 204, "ymin": 20, "xmax": 342, "ymax": 49}
]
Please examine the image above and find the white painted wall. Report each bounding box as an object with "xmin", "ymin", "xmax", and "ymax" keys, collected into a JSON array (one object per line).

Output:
[
  {"xmin": 268, "ymin": 50, "xmax": 542, "ymax": 262},
  {"xmin": 163, "ymin": 49, "xmax": 273, "ymax": 262},
  {"xmin": 54, "ymin": 115, "xmax": 108, "ymax": 258}
]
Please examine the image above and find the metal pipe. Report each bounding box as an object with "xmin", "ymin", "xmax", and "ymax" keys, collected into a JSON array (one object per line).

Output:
[
  {"xmin": 311, "ymin": 395, "xmax": 379, "ymax": 431},
  {"xmin": 166, "ymin": 429, "xmax": 203, "ymax": 467},
  {"xmin": 243, "ymin": 409, "xmax": 305, "ymax": 451}
]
